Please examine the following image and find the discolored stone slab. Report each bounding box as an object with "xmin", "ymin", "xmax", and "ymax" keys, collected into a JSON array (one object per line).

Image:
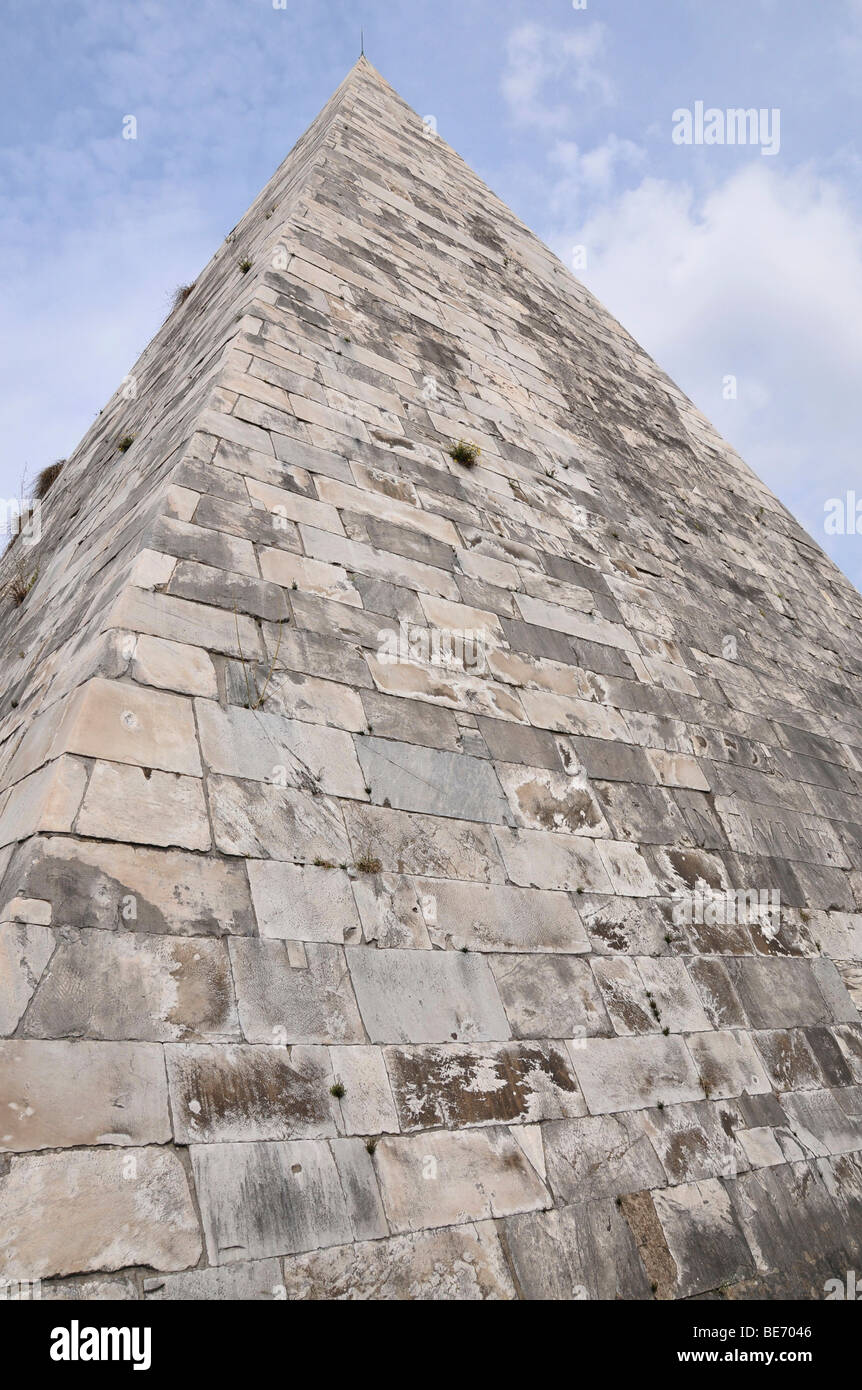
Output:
[
  {"xmin": 76, "ymin": 762, "xmax": 210, "ymax": 852},
  {"xmin": 165, "ymin": 1043, "xmax": 336, "ymax": 1143},
  {"xmin": 196, "ymin": 700, "xmax": 366, "ymax": 799},
  {"xmin": 4, "ymin": 835, "xmax": 255, "ymax": 936},
  {"xmin": 385, "ymin": 1041, "xmax": 584, "ymax": 1130},
  {"xmin": 343, "ymin": 803, "xmax": 505, "ymax": 882},
  {"xmin": 652, "ymin": 1178, "xmax": 755, "ymax": 1298},
  {"xmin": 347, "ymin": 947, "xmax": 510, "ymax": 1044},
  {"xmin": 567, "ymin": 1034, "xmax": 704, "ymax": 1114},
  {"xmin": 355, "ymin": 736, "xmax": 511, "ymax": 823},
  {"xmin": 779, "ymin": 1090, "xmax": 862, "ymax": 1157},
  {"xmin": 489, "ymin": 954, "xmax": 611, "ymax": 1040},
  {"xmin": 726, "ymin": 958, "xmax": 834, "ymax": 1029},
  {"xmin": 191, "ymin": 1140, "xmax": 354, "ymax": 1263},
  {"xmin": 23, "ymin": 933, "xmax": 238, "ymax": 1042},
  {"xmin": 686, "ymin": 1030, "xmax": 771, "ymax": 1100},
  {"xmin": 0, "ymin": 1040, "xmax": 170, "ymax": 1151},
  {"xmin": 143, "ymin": 1259, "xmax": 283, "ymax": 1301},
  {"xmin": 280, "ymin": 1222, "xmax": 517, "ymax": 1300},
  {"xmin": 687, "ymin": 957, "xmax": 748, "ymax": 1029},
  {"xmin": 229, "ymin": 940, "xmax": 365, "ymax": 1044},
  {"xmin": 751, "ymin": 1030, "xmax": 825, "ymax": 1091},
  {"xmin": 373, "ymin": 1127, "xmax": 550, "ymax": 1233},
  {"xmin": 209, "ymin": 775, "xmax": 350, "ymax": 862},
  {"xmin": 0, "ymin": 921, "xmax": 55, "ymax": 1035},
  {"xmin": 415, "ymin": 877, "xmax": 589, "ymax": 954},
  {"xmin": 495, "ymin": 763, "xmax": 608, "ymax": 836},
  {"xmin": 247, "ymin": 862, "xmax": 362, "ymax": 943},
  {"xmin": 328, "ymin": 1045, "xmax": 399, "ymax": 1135},
  {"xmin": 501, "ymin": 1200, "xmax": 653, "ymax": 1300},
  {"xmin": 493, "ymin": 826, "xmax": 612, "ymax": 893},
  {"xmin": 591, "ymin": 956, "xmax": 657, "ymax": 1035},
  {"xmin": 544, "ymin": 1112, "xmax": 666, "ymax": 1201},
  {"xmin": 639, "ymin": 1100, "xmax": 746, "ymax": 1184},
  {"xmin": 0, "ymin": 1147, "xmax": 201, "ymax": 1280},
  {"xmin": 725, "ymin": 1161, "xmax": 849, "ymax": 1289}
]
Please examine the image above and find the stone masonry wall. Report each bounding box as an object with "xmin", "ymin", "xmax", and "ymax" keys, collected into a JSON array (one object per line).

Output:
[{"xmin": 1, "ymin": 58, "xmax": 862, "ymax": 1300}]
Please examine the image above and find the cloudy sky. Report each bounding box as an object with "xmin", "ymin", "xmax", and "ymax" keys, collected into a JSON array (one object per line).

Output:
[{"xmin": 2, "ymin": 0, "xmax": 861, "ymax": 583}]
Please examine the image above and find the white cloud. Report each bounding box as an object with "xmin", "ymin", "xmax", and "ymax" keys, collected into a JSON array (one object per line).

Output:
[{"xmin": 501, "ymin": 22, "xmax": 615, "ymax": 130}]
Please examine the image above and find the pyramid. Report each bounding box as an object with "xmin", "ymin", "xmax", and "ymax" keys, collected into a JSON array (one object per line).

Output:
[{"xmin": 1, "ymin": 57, "xmax": 861, "ymax": 1302}]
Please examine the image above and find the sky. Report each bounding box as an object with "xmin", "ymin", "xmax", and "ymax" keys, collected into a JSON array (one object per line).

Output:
[{"xmin": 1, "ymin": 0, "xmax": 861, "ymax": 584}]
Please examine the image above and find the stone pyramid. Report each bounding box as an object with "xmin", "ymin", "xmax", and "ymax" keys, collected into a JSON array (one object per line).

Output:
[{"xmin": 1, "ymin": 57, "xmax": 861, "ymax": 1302}]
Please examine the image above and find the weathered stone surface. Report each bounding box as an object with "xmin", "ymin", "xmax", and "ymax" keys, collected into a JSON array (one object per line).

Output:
[
  {"xmin": 24, "ymin": 933, "xmax": 238, "ymax": 1041},
  {"xmin": 229, "ymin": 940, "xmax": 365, "ymax": 1044},
  {"xmin": 686, "ymin": 1030, "xmax": 772, "ymax": 1100},
  {"xmin": 0, "ymin": 921, "xmax": 54, "ymax": 1034},
  {"xmin": 131, "ymin": 634, "xmax": 218, "ymax": 698},
  {"xmin": 0, "ymin": 1147, "xmax": 201, "ymax": 1279},
  {"xmin": 4, "ymin": 835, "xmax": 255, "ymax": 936},
  {"xmin": 490, "ymin": 954, "xmax": 611, "ymax": 1040},
  {"xmin": 726, "ymin": 958, "xmax": 834, "ymax": 1029},
  {"xmin": 143, "ymin": 1259, "xmax": 283, "ymax": 1301},
  {"xmin": 544, "ymin": 1113, "xmax": 666, "ymax": 1201},
  {"xmin": 355, "ymin": 736, "xmax": 511, "ymax": 823},
  {"xmin": 349, "ymin": 871, "xmax": 431, "ymax": 947},
  {"xmin": 385, "ymin": 1041, "xmax": 585, "ymax": 1130},
  {"xmin": 165, "ymin": 1043, "xmax": 336, "ymax": 1143},
  {"xmin": 197, "ymin": 700, "xmax": 366, "ymax": 798},
  {"xmin": 28, "ymin": 677, "xmax": 203, "ymax": 777},
  {"xmin": 347, "ymin": 947, "xmax": 510, "ymax": 1044},
  {"xmin": 415, "ymin": 877, "xmax": 589, "ymax": 954},
  {"xmin": 373, "ymin": 1127, "xmax": 550, "ymax": 1232},
  {"xmin": 248, "ymin": 861, "xmax": 362, "ymax": 943},
  {"xmin": 496, "ymin": 762, "xmax": 608, "ymax": 836},
  {"xmin": 493, "ymin": 826, "xmax": 613, "ymax": 893},
  {"xmin": 343, "ymin": 803, "xmax": 504, "ymax": 882},
  {"xmin": 502, "ymin": 1200, "xmax": 653, "ymax": 1300},
  {"xmin": 328, "ymin": 1045, "xmax": 399, "ymax": 1134},
  {"xmin": 191, "ymin": 1140, "xmax": 355, "ymax": 1263},
  {"xmin": 568, "ymin": 1034, "xmax": 704, "ymax": 1114},
  {"xmin": 0, "ymin": 757, "xmax": 87, "ymax": 849},
  {"xmin": 76, "ymin": 761, "xmax": 210, "ymax": 851},
  {"xmin": 280, "ymin": 1223, "xmax": 517, "ymax": 1299},
  {"xmin": 726, "ymin": 1162, "xmax": 850, "ymax": 1290},
  {"xmin": 331, "ymin": 1136, "xmax": 388, "ymax": 1240},
  {"xmin": 652, "ymin": 1178, "xmax": 755, "ymax": 1298},
  {"xmin": 209, "ymin": 775, "xmax": 350, "ymax": 862},
  {"xmin": 0, "ymin": 1040, "xmax": 169, "ymax": 1150},
  {"xmin": 639, "ymin": 1100, "xmax": 746, "ymax": 1184}
]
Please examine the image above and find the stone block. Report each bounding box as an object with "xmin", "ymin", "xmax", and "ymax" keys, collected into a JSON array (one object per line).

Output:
[
  {"xmin": 347, "ymin": 947, "xmax": 510, "ymax": 1044},
  {"xmin": 279, "ymin": 1223, "xmax": 516, "ymax": 1300},
  {"xmin": 23, "ymin": 933, "xmax": 238, "ymax": 1042},
  {"xmin": 0, "ymin": 1147, "xmax": 201, "ymax": 1280},
  {"xmin": 165, "ymin": 1043, "xmax": 336, "ymax": 1143},
  {"xmin": 385, "ymin": 1041, "xmax": 584, "ymax": 1130},
  {"xmin": 191, "ymin": 1140, "xmax": 354, "ymax": 1263},
  {"xmin": 372, "ymin": 1127, "xmax": 550, "ymax": 1233},
  {"xmin": 568, "ymin": 1034, "xmax": 704, "ymax": 1114},
  {"xmin": 490, "ymin": 954, "xmax": 611, "ymax": 1040},
  {"xmin": 209, "ymin": 775, "xmax": 350, "ymax": 862},
  {"xmin": 0, "ymin": 1040, "xmax": 169, "ymax": 1151},
  {"xmin": 76, "ymin": 762, "xmax": 210, "ymax": 851}
]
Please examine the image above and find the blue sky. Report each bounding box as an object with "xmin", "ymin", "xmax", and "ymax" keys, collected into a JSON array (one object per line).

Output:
[{"xmin": 2, "ymin": 0, "xmax": 861, "ymax": 583}]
